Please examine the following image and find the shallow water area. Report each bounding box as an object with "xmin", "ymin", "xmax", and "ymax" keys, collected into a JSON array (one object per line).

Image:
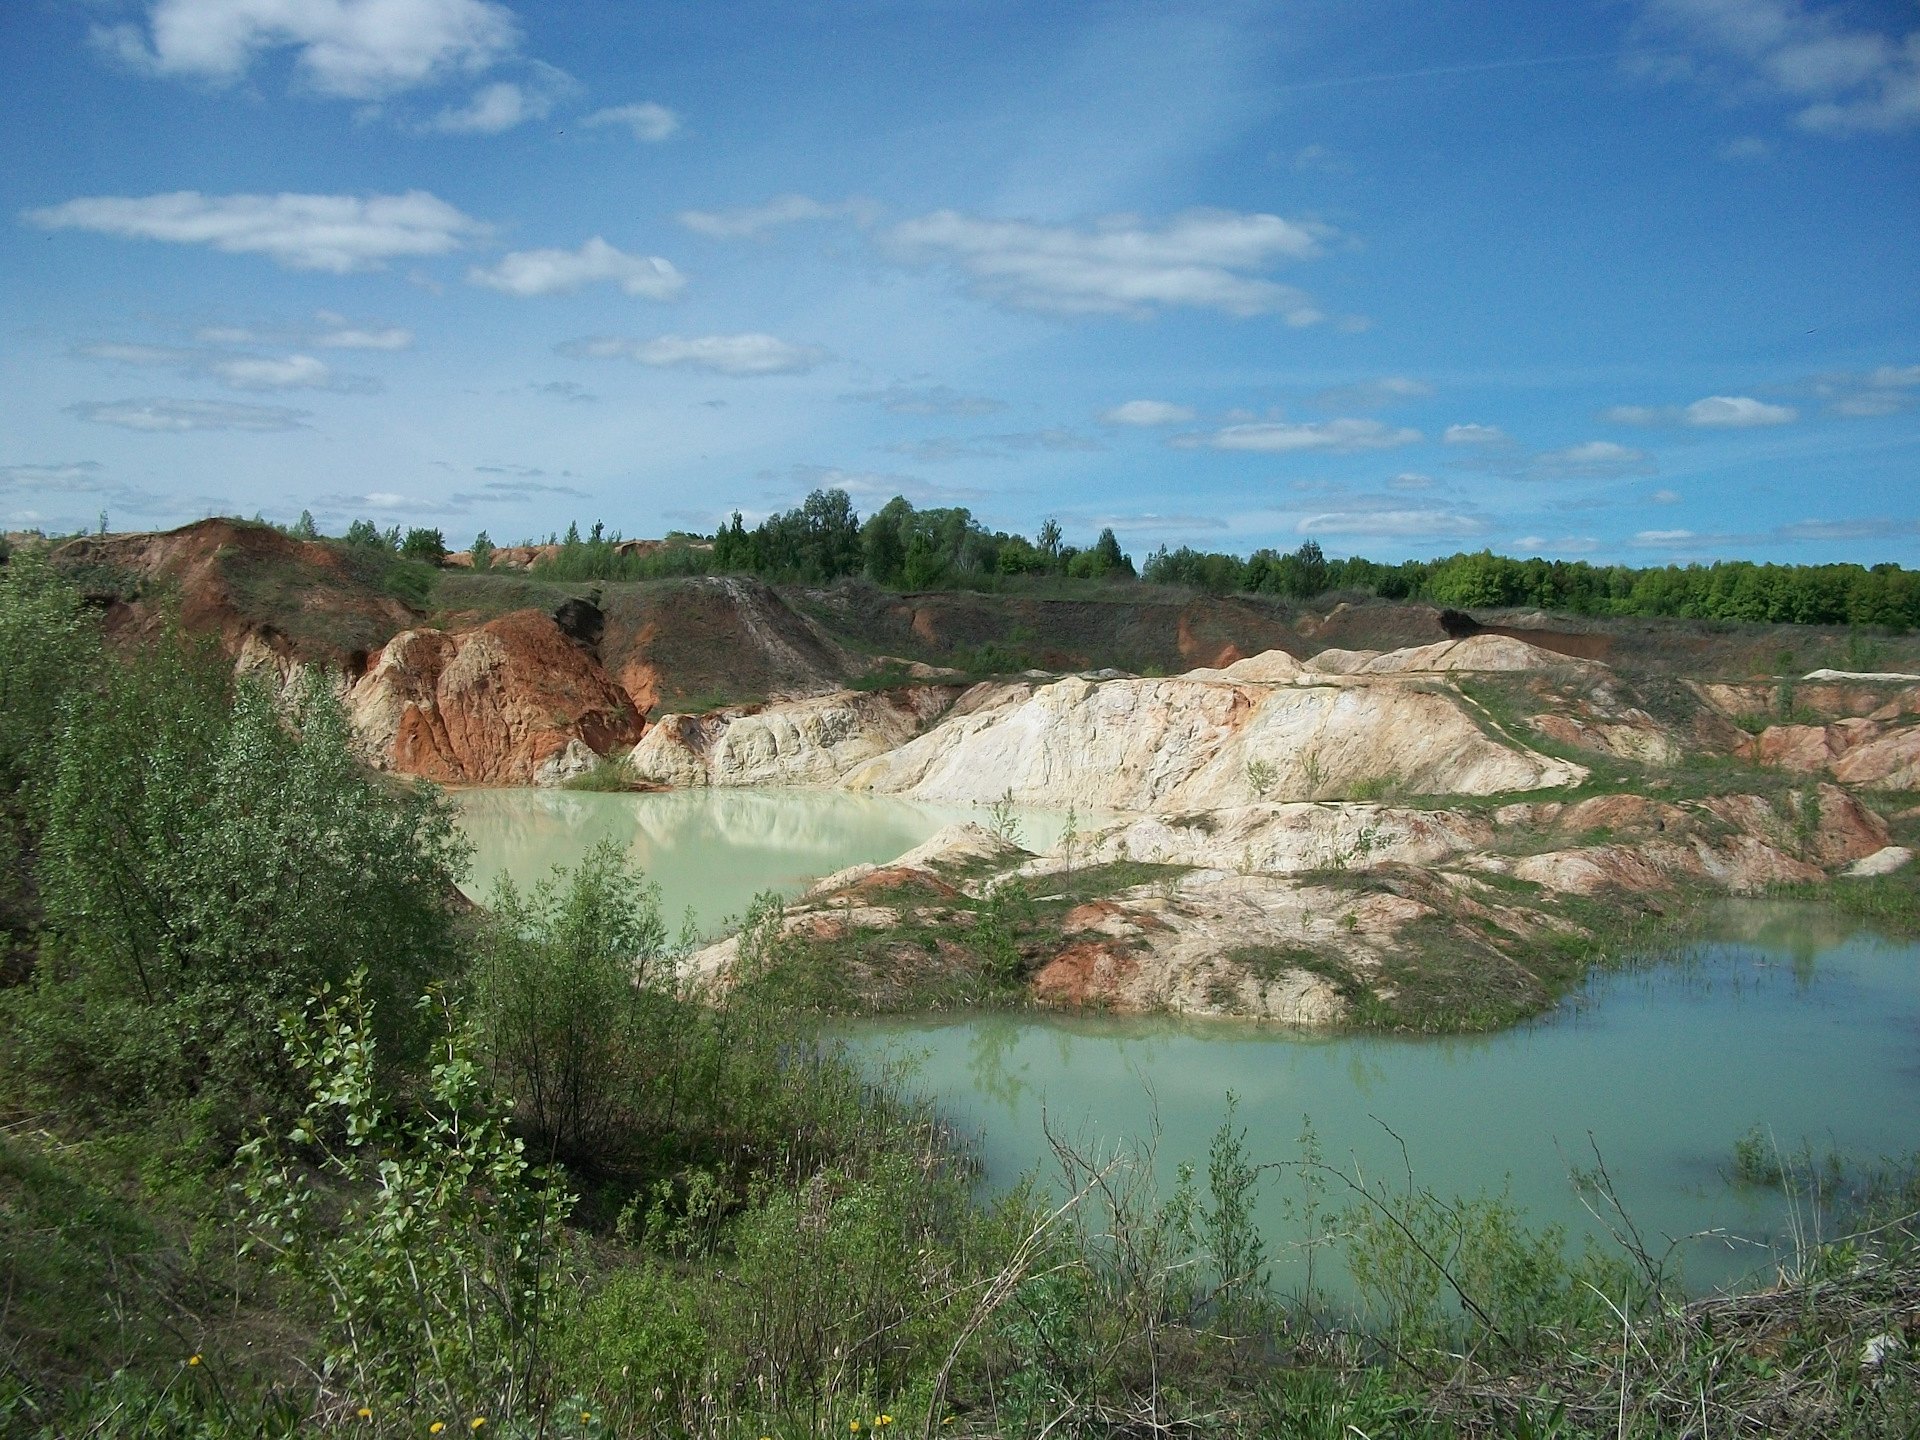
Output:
[
  {"xmin": 843, "ymin": 899, "xmax": 1920, "ymax": 1298},
  {"xmin": 454, "ymin": 786, "xmax": 1067, "ymax": 937}
]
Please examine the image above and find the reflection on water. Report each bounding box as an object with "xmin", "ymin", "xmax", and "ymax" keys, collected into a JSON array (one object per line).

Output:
[
  {"xmin": 843, "ymin": 901, "xmax": 1920, "ymax": 1297},
  {"xmin": 455, "ymin": 786, "xmax": 1069, "ymax": 938}
]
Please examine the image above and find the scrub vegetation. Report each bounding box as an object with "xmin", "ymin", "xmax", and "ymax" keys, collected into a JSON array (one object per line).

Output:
[{"xmin": 2, "ymin": 559, "xmax": 1916, "ymax": 1438}]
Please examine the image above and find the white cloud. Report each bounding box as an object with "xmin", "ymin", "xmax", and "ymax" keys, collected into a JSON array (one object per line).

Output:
[
  {"xmin": 1388, "ymin": 472, "xmax": 1434, "ymax": 490},
  {"xmin": 0, "ymin": 461, "xmax": 107, "ymax": 493},
  {"xmin": 209, "ymin": 354, "xmax": 334, "ymax": 390},
  {"xmin": 1101, "ymin": 399, "xmax": 1195, "ymax": 426},
  {"xmin": 886, "ymin": 208, "xmax": 1333, "ymax": 320},
  {"xmin": 68, "ymin": 398, "xmax": 310, "ymax": 431},
  {"xmin": 1652, "ymin": 487, "xmax": 1682, "ymax": 503},
  {"xmin": 26, "ymin": 190, "xmax": 486, "ymax": 273},
  {"xmin": 581, "ymin": 101, "xmax": 681, "ymax": 142},
  {"xmin": 93, "ymin": 0, "xmax": 520, "ymax": 100},
  {"xmin": 1513, "ymin": 534, "xmax": 1602, "ymax": 553},
  {"xmin": 886, "ymin": 430, "xmax": 1103, "ymax": 463},
  {"xmin": 783, "ymin": 465, "xmax": 985, "ymax": 506},
  {"xmin": 1604, "ymin": 394, "xmax": 1798, "ymax": 426},
  {"xmin": 1638, "ymin": 0, "xmax": 1920, "ymax": 133},
  {"xmin": 677, "ymin": 194, "xmax": 875, "ymax": 239},
  {"xmin": 467, "ymin": 238, "xmax": 685, "ymax": 298},
  {"xmin": 430, "ymin": 79, "xmax": 549, "ymax": 133},
  {"xmin": 1183, "ymin": 418, "xmax": 1420, "ymax": 453},
  {"xmin": 1443, "ymin": 422, "xmax": 1508, "ymax": 445},
  {"xmin": 559, "ymin": 333, "xmax": 829, "ymax": 376},
  {"xmin": 1718, "ymin": 134, "xmax": 1773, "ymax": 159},
  {"xmin": 1298, "ymin": 508, "xmax": 1487, "ymax": 539}
]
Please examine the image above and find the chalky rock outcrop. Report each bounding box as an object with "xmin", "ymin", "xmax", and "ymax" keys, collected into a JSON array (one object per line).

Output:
[
  {"xmin": 347, "ymin": 610, "xmax": 642, "ymax": 785},
  {"xmin": 626, "ymin": 686, "xmax": 960, "ymax": 787},
  {"xmin": 836, "ymin": 663, "xmax": 1585, "ymax": 812}
]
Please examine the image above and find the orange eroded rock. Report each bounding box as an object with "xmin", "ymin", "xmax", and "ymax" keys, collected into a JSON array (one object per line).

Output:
[
  {"xmin": 350, "ymin": 609, "xmax": 642, "ymax": 785},
  {"xmin": 1033, "ymin": 940, "xmax": 1141, "ymax": 1008}
]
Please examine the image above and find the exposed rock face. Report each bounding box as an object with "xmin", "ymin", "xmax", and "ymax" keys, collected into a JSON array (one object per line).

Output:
[
  {"xmin": 1301, "ymin": 634, "xmax": 1598, "ymax": 676},
  {"xmin": 1082, "ymin": 802, "xmax": 1495, "ymax": 874},
  {"xmin": 50, "ymin": 518, "xmax": 415, "ymax": 670},
  {"xmin": 347, "ymin": 609, "xmax": 642, "ymax": 785},
  {"xmin": 626, "ymin": 686, "xmax": 960, "ymax": 788},
  {"xmin": 838, "ymin": 661, "xmax": 1585, "ymax": 812},
  {"xmin": 1734, "ymin": 717, "xmax": 1920, "ymax": 789}
]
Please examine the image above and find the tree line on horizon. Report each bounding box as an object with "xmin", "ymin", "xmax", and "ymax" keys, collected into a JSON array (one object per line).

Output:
[{"xmin": 500, "ymin": 488, "xmax": 1920, "ymax": 631}]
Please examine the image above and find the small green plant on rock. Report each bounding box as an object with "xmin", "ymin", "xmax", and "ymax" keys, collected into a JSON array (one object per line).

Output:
[{"xmin": 1246, "ymin": 757, "xmax": 1279, "ymax": 797}]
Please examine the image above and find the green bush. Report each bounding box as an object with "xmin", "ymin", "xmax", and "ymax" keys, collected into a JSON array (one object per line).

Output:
[
  {"xmin": 472, "ymin": 841, "xmax": 676, "ymax": 1166},
  {"xmin": 17, "ymin": 656, "xmax": 467, "ymax": 1128}
]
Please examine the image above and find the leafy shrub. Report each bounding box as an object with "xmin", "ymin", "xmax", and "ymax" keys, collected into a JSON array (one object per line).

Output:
[
  {"xmin": 240, "ymin": 976, "xmax": 577, "ymax": 1424},
  {"xmin": 471, "ymin": 841, "xmax": 676, "ymax": 1166}
]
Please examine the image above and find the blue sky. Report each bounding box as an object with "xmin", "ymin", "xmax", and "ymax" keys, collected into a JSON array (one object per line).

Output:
[{"xmin": 2, "ymin": 0, "xmax": 1916, "ymax": 565}]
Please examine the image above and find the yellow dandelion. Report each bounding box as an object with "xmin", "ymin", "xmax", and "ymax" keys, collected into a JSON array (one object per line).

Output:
[
  {"xmin": 471, "ymin": 1422, "xmax": 487, "ymax": 1432},
  {"xmin": 880, "ymin": 1417, "xmax": 894, "ymax": 1427},
  {"xmin": 851, "ymin": 1423, "xmax": 862, "ymax": 1433},
  {"xmin": 187, "ymin": 1355, "xmax": 202, "ymax": 1367},
  {"xmin": 357, "ymin": 1407, "xmax": 373, "ymax": 1419},
  {"xmin": 431, "ymin": 1425, "xmax": 446, "ymax": 1435}
]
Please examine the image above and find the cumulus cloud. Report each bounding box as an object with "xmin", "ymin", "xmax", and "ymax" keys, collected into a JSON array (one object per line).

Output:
[
  {"xmin": 1443, "ymin": 422, "xmax": 1508, "ymax": 445},
  {"xmin": 1637, "ymin": 0, "xmax": 1920, "ymax": 133},
  {"xmin": 467, "ymin": 237, "xmax": 685, "ymax": 298},
  {"xmin": 1101, "ymin": 399, "xmax": 1196, "ymax": 426},
  {"xmin": 581, "ymin": 102, "xmax": 681, "ymax": 142},
  {"xmin": 886, "ymin": 208, "xmax": 1333, "ymax": 320},
  {"xmin": 1309, "ymin": 376, "xmax": 1432, "ymax": 411},
  {"xmin": 678, "ymin": 194, "xmax": 875, "ymax": 238},
  {"xmin": 841, "ymin": 384, "xmax": 1004, "ymax": 417},
  {"xmin": 93, "ymin": 0, "xmax": 520, "ymax": 100},
  {"xmin": 558, "ymin": 333, "xmax": 829, "ymax": 376},
  {"xmin": 1179, "ymin": 418, "xmax": 1420, "ymax": 454},
  {"xmin": 26, "ymin": 190, "xmax": 487, "ymax": 273},
  {"xmin": 1604, "ymin": 394, "xmax": 1798, "ymax": 426},
  {"xmin": 68, "ymin": 398, "xmax": 310, "ymax": 431}
]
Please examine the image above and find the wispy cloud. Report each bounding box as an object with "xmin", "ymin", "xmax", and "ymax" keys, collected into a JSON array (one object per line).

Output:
[
  {"xmin": 92, "ymin": 0, "xmax": 521, "ymax": 100},
  {"xmin": 1451, "ymin": 438, "xmax": 1655, "ymax": 480},
  {"xmin": 26, "ymin": 190, "xmax": 487, "ymax": 273},
  {"xmin": 1308, "ymin": 376, "xmax": 1432, "ymax": 411},
  {"xmin": 781, "ymin": 464, "xmax": 985, "ymax": 506},
  {"xmin": 1100, "ymin": 399, "xmax": 1195, "ymax": 426},
  {"xmin": 885, "ymin": 430, "xmax": 1104, "ymax": 463},
  {"xmin": 1635, "ymin": 0, "xmax": 1920, "ymax": 134},
  {"xmin": 841, "ymin": 384, "xmax": 1004, "ymax": 417},
  {"xmin": 558, "ymin": 333, "xmax": 829, "ymax": 376},
  {"xmin": 581, "ymin": 101, "xmax": 681, "ymax": 142},
  {"xmin": 68, "ymin": 398, "xmax": 310, "ymax": 431},
  {"xmin": 76, "ymin": 340, "xmax": 375, "ymax": 393},
  {"xmin": 428, "ymin": 64, "xmax": 572, "ymax": 134},
  {"xmin": 1603, "ymin": 394, "xmax": 1798, "ymax": 427},
  {"xmin": 1816, "ymin": 362, "xmax": 1920, "ymax": 417},
  {"xmin": 886, "ymin": 208, "xmax": 1333, "ymax": 320},
  {"xmin": 1298, "ymin": 506, "xmax": 1487, "ymax": 539},
  {"xmin": 678, "ymin": 194, "xmax": 876, "ymax": 239},
  {"xmin": 1442, "ymin": 422, "xmax": 1509, "ymax": 445},
  {"xmin": 467, "ymin": 237, "xmax": 685, "ymax": 298},
  {"xmin": 1176, "ymin": 418, "xmax": 1420, "ymax": 453}
]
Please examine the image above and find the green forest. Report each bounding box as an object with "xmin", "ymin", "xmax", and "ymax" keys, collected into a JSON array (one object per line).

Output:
[{"xmin": 435, "ymin": 488, "xmax": 1920, "ymax": 630}]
